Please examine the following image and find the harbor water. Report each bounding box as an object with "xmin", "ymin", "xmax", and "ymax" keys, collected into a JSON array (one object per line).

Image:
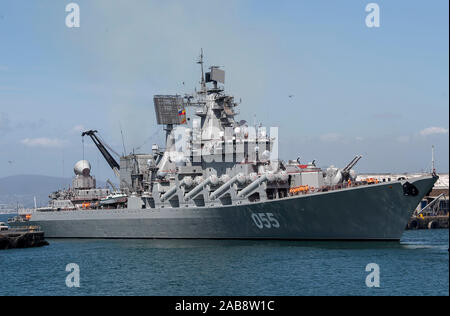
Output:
[{"xmin": 0, "ymin": 215, "xmax": 448, "ymax": 296}]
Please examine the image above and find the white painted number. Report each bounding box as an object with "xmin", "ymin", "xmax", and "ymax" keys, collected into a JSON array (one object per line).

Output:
[
  {"xmin": 251, "ymin": 213, "xmax": 264, "ymax": 229},
  {"xmin": 260, "ymin": 213, "xmax": 271, "ymax": 228},
  {"xmin": 251, "ymin": 212, "xmax": 280, "ymax": 229},
  {"xmin": 267, "ymin": 213, "xmax": 280, "ymax": 228}
]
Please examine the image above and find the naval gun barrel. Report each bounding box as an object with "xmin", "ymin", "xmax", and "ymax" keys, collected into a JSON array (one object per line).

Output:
[
  {"xmin": 237, "ymin": 174, "xmax": 268, "ymax": 198},
  {"xmin": 342, "ymin": 155, "xmax": 362, "ymax": 173}
]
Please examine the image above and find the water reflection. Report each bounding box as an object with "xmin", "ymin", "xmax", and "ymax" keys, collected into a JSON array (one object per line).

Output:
[
  {"xmin": 49, "ymin": 238, "xmax": 407, "ymax": 250},
  {"xmin": 46, "ymin": 229, "xmax": 448, "ymax": 251}
]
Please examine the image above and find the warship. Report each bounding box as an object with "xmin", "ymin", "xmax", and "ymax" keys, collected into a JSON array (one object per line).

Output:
[{"xmin": 10, "ymin": 53, "xmax": 438, "ymax": 240}]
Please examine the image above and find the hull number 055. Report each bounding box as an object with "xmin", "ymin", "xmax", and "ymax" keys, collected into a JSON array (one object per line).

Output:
[{"xmin": 251, "ymin": 213, "xmax": 280, "ymax": 229}]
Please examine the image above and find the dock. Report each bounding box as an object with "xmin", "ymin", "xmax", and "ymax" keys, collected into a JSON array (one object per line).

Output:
[
  {"xmin": 0, "ymin": 226, "xmax": 49, "ymax": 250},
  {"xmin": 407, "ymin": 215, "xmax": 449, "ymax": 230}
]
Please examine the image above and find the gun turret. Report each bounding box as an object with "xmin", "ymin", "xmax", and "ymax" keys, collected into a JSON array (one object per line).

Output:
[
  {"xmin": 324, "ymin": 155, "xmax": 362, "ymax": 186},
  {"xmin": 341, "ymin": 155, "xmax": 362, "ymax": 182},
  {"xmin": 342, "ymin": 155, "xmax": 362, "ymax": 174}
]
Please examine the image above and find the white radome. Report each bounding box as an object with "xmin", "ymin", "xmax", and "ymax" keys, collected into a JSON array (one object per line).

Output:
[{"xmin": 74, "ymin": 160, "xmax": 91, "ymax": 176}]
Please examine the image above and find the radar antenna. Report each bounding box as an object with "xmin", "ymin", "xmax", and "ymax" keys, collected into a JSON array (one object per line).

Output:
[{"xmin": 197, "ymin": 48, "xmax": 206, "ymax": 91}]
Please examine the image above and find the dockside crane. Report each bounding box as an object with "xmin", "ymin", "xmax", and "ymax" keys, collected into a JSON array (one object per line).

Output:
[{"xmin": 82, "ymin": 130, "xmax": 121, "ymax": 177}]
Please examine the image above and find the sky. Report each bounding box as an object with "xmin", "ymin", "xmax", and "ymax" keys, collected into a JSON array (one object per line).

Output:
[{"xmin": 0, "ymin": 0, "xmax": 448, "ymax": 182}]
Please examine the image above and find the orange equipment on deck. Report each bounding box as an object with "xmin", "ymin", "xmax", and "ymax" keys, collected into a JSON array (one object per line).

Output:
[{"xmin": 289, "ymin": 185, "xmax": 310, "ymax": 194}]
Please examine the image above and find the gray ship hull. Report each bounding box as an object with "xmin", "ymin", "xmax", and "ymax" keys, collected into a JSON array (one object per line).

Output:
[{"xmin": 13, "ymin": 176, "xmax": 437, "ymax": 241}]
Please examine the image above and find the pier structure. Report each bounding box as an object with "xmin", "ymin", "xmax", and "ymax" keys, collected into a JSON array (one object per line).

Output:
[{"xmin": 0, "ymin": 226, "xmax": 49, "ymax": 250}]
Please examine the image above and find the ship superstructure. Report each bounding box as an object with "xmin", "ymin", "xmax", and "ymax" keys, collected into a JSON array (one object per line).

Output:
[
  {"xmin": 109, "ymin": 54, "xmax": 355, "ymax": 209},
  {"xmin": 40, "ymin": 160, "xmax": 111, "ymax": 211}
]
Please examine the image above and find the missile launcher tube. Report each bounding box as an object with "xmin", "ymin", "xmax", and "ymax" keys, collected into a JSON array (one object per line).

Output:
[
  {"xmin": 160, "ymin": 177, "xmax": 193, "ymax": 202},
  {"xmin": 184, "ymin": 176, "xmax": 218, "ymax": 201},
  {"xmin": 210, "ymin": 174, "xmax": 242, "ymax": 200},
  {"xmin": 237, "ymin": 174, "xmax": 268, "ymax": 198}
]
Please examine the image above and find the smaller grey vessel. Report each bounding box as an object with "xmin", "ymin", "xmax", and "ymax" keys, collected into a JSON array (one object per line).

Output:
[{"xmin": 10, "ymin": 53, "xmax": 438, "ymax": 241}]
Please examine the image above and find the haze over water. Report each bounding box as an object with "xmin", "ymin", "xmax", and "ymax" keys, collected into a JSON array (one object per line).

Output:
[{"xmin": 0, "ymin": 214, "xmax": 448, "ymax": 296}]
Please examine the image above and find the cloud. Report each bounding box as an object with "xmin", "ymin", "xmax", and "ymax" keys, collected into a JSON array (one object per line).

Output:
[
  {"xmin": 21, "ymin": 137, "xmax": 66, "ymax": 148},
  {"xmin": 419, "ymin": 126, "xmax": 449, "ymax": 137},
  {"xmin": 320, "ymin": 133, "xmax": 342, "ymax": 142},
  {"xmin": 355, "ymin": 136, "xmax": 364, "ymax": 141}
]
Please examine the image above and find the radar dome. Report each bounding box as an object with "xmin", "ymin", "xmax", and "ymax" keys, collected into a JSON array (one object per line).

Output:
[{"xmin": 74, "ymin": 160, "xmax": 91, "ymax": 176}]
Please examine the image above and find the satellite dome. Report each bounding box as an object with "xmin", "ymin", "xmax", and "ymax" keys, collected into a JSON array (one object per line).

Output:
[{"xmin": 74, "ymin": 160, "xmax": 91, "ymax": 176}]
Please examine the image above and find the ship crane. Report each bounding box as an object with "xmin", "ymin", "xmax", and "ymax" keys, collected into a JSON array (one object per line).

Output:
[{"xmin": 81, "ymin": 130, "xmax": 121, "ymax": 177}]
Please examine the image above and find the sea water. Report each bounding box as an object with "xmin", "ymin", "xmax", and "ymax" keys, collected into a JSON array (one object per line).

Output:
[{"xmin": 0, "ymin": 214, "xmax": 448, "ymax": 296}]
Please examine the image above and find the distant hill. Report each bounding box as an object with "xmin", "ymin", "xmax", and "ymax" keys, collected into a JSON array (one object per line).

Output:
[{"xmin": 0, "ymin": 175, "xmax": 108, "ymax": 208}]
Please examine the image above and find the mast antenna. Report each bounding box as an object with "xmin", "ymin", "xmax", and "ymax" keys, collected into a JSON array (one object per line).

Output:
[
  {"xmin": 120, "ymin": 124, "xmax": 127, "ymax": 156},
  {"xmin": 431, "ymin": 145, "xmax": 436, "ymax": 174},
  {"xmin": 197, "ymin": 48, "xmax": 206, "ymax": 91}
]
